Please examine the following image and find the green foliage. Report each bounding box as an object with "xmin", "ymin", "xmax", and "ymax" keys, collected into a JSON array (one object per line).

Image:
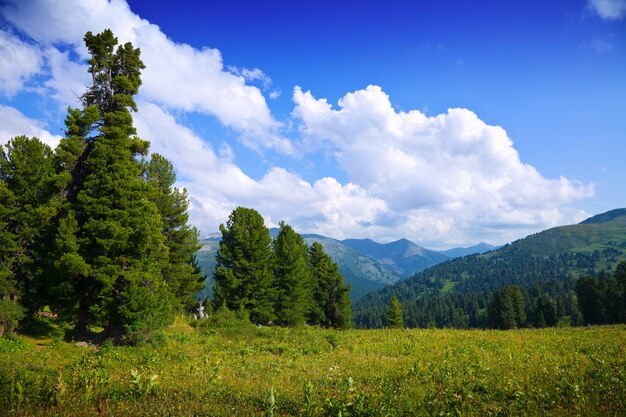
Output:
[
  {"xmin": 273, "ymin": 221, "xmax": 312, "ymax": 326},
  {"xmin": 0, "ymin": 300, "xmax": 24, "ymax": 336},
  {"xmin": 354, "ymin": 209, "xmax": 626, "ymax": 329},
  {"xmin": 487, "ymin": 285, "xmax": 526, "ymax": 329},
  {"xmin": 308, "ymin": 242, "xmax": 352, "ymax": 329},
  {"xmin": 576, "ymin": 261, "xmax": 626, "ymax": 325},
  {"xmin": 0, "ymin": 136, "xmax": 59, "ymax": 314},
  {"xmin": 386, "ymin": 296, "xmax": 404, "ymax": 328},
  {"xmin": 146, "ymin": 153, "xmax": 202, "ymax": 309},
  {"xmin": 0, "ymin": 30, "xmax": 191, "ymax": 342},
  {"xmin": 213, "ymin": 207, "xmax": 275, "ymax": 324}
]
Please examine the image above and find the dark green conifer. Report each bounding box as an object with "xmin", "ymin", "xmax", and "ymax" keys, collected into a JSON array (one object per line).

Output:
[
  {"xmin": 50, "ymin": 29, "xmax": 175, "ymax": 339},
  {"xmin": 0, "ymin": 136, "xmax": 59, "ymax": 316},
  {"xmin": 213, "ymin": 207, "xmax": 275, "ymax": 324},
  {"xmin": 386, "ymin": 296, "xmax": 404, "ymax": 329},
  {"xmin": 273, "ymin": 221, "xmax": 312, "ymax": 326},
  {"xmin": 146, "ymin": 153, "xmax": 203, "ymax": 309},
  {"xmin": 308, "ymin": 242, "xmax": 352, "ymax": 329}
]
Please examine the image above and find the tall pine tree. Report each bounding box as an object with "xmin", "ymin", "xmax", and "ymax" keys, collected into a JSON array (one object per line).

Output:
[
  {"xmin": 146, "ymin": 153, "xmax": 203, "ymax": 309},
  {"xmin": 50, "ymin": 29, "xmax": 175, "ymax": 339},
  {"xmin": 273, "ymin": 221, "xmax": 312, "ymax": 326},
  {"xmin": 213, "ymin": 207, "xmax": 275, "ymax": 324},
  {"xmin": 308, "ymin": 242, "xmax": 352, "ymax": 329},
  {"xmin": 0, "ymin": 136, "xmax": 59, "ymax": 317},
  {"xmin": 386, "ymin": 296, "xmax": 404, "ymax": 329}
]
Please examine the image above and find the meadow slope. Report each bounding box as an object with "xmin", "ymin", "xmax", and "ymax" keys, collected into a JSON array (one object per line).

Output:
[{"xmin": 1, "ymin": 319, "xmax": 625, "ymax": 416}]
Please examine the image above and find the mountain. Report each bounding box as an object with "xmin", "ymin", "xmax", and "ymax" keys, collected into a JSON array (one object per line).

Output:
[
  {"xmin": 438, "ymin": 242, "xmax": 497, "ymax": 258},
  {"xmin": 353, "ymin": 208, "xmax": 626, "ymax": 328},
  {"xmin": 195, "ymin": 232, "xmax": 403, "ymax": 301},
  {"xmin": 302, "ymin": 234, "xmax": 402, "ymax": 300},
  {"xmin": 342, "ymin": 238, "xmax": 450, "ymax": 276},
  {"xmin": 195, "ymin": 240, "xmax": 220, "ymax": 301},
  {"xmin": 195, "ymin": 229, "xmax": 499, "ymax": 302}
]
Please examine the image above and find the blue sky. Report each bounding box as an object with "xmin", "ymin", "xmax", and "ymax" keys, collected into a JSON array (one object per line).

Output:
[{"xmin": 0, "ymin": 0, "xmax": 624, "ymax": 248}]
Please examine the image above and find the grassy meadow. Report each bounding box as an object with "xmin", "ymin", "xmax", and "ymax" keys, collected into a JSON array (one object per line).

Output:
[{"xmin": 1, "ymin": 318, "xmax": 625, "ymax": 416}]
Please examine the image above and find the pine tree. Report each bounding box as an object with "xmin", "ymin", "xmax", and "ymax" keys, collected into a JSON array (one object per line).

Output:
[
  {"xmin": 146, "ymin": 153, "xmax": 202, "ymax": 309},
  {"xmin": 487, "ymin": 285, "xmax": 526, "ymax": 329},
  {"xmin": 50, "ymin": 29, "xmax": 175, "ymax": 339},
  {"xmin": 273, "ymin": 221, "xmax": 311, "ymax": 326},
  {"xmin": 0, "ymin": 136, "xmax": 59, "ymax": 317},
  {"xmin": 308, "ymin": 242, "xmax": 352, "ymax": 329},
  {"xmin": 386, "ymin": 296, "xmax": 404, "ymax": 328},
  {"xmin": 213, "ymin": 207, "xmax": 275, "ymax": 324}
]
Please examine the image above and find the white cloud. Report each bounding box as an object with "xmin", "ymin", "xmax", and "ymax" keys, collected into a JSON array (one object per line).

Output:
[
  {"xmin": 133, "ymin": 101, "xmax": 387, "ymax": 238},
  {"xmin": 0, "ymin": 0, "xmax": 291, "ymax": 153},
  {"xmin": 0, "ymin": 30, "xmax": 41, "ymax": 96},
  {"xmin": 293, "ymin": 85, "xmax": 594, "ymax": 247},
  {"xmin": 0, "ymin": 105, "xmax": 62, "ymax": 148},
  {"xmin": 588, "ymin": 0, "xmax": 626, "ymax": 19},
  {"xmin": 0, "ymin": 0, "xmax": 596, "ymax": 247}
]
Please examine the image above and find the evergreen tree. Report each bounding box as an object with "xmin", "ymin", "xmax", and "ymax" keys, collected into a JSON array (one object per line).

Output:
[
  {"xmin": 213, "ymin": 207, "xmax": 275, "ymax": 324},
  {"xmin": 487, "ymin": 285, "xmax": 526, "ymax": 329},
  {"xmin": 0, "ymin": 136, "xmax": 59, "ymax": 316},
  {"xmin": 386, "ymin": 296, "xmax": 404, "ymax": 328},
  {"xmin": 575, "ymin": 276, "xmax": 604, "ymax": 325},
  {"xmin": 308, "ymin": 242, "xmax": 352, "ymax": 329},
  {"xmin": 50, "ymin": 29, "xmax": 175, "ymax": 339},
  {"xmin": 272, "ymin": 221, "xmax": 312, "ymax": 326},
  {"xmin": 146, "ymin": 153, "xmax": 202, "ymax": 309},
  {"xmin": 534, "ymin": 294, "xmax": 557, "ymax": 327}
]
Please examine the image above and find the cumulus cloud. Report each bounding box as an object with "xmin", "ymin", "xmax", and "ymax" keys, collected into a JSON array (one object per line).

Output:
[
  {"xmin": 133, "ymin": 102, "xmax": 387, "ymax": 237},
  {"xmin": 293, "ymin": 85, "xmax": 594, "ymax": 246},
  {"xmin": 0, "ymin": 30, "xmax": 41, "ymax": 96},
  {"xmin": 0, "ymin": 0, "xmax": 290, "ymax": 153},
  {"xmin": 588, "ymin": 0, "xmax": 626, "ymax": 19},
  {"xmin": 0, "ymin": 105, "xmax": 62, "ymax": 148}
]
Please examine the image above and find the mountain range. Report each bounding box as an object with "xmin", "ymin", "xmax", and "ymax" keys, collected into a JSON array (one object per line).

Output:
[
  {"xmin": 352, "ymin": 208, "xmax": 626, "ymax": 327},
  {"xmin": 195, "ymin": 230, "xmax": 496, "ymax": 301}
]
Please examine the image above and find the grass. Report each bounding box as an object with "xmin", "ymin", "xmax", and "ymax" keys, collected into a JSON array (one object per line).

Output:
[{"xmin": 1, "ymin": 317, "xmax": 625, "ymax": 416}]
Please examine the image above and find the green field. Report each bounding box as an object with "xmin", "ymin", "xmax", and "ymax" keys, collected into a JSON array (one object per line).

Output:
[{"xmin": 1, "ymin": 319, "xmax": 625, "ymax": 416}]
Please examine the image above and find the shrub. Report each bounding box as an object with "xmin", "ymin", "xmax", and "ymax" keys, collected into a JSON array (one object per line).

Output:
[{"xmin": 0, "ymin": 299, "xmax": 24, "ymax": 336}]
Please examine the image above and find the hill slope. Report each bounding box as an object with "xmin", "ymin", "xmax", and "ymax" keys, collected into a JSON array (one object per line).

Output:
[
  {"xmin": 342, "ymin": 238, "xmax": 450, "ymax": 276},
  {"xmin": 195, "ymin": 234, "xmax": 403, "ymax": 301},
  {"xmin": 353, "ymin": 208, "xmax": 626, "ymax": 327}
]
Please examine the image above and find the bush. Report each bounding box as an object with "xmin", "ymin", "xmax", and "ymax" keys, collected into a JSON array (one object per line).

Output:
[
  {"xmin": 0, "ymin": 299, "xmax": 24, "ymax": 336},
  {"xmin": 192, "ymin": 305, "xmax": 253, "ymax": 331}
]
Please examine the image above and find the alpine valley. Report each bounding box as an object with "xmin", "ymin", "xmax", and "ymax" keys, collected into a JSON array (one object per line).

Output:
[{"xmin": 196, "ymin": 230, "xmax": 497, "ymax": 301}]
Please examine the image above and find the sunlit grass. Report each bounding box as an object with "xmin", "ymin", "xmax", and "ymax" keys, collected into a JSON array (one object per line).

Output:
[{"xmin": 1, "ymin": 317, "xmax": 625, "ymax": 416}]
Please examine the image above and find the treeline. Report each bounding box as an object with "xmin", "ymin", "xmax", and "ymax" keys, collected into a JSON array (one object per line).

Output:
[
  {"xmin": 353, "ymin": 237, "xmax": 625, "ymax": 329},
  {"xmin": 211, "ymin": 208, "xmax": 352, "ymax": 329},
  {"xmin": 576, "ymin": 262, "xmax": 626, "ymax": 325},
  {"xmin": 355, "ymin": 262, "xmax": 626, "ymax": 329},
  {"xmin": 0, "ymin": 30, "xmax": 202, "ymax": 341}
]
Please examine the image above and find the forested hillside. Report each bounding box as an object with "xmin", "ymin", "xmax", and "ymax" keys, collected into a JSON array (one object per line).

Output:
[{"xmin": 354, "ymin": 209, "xmax": 626, "ymax": 328}]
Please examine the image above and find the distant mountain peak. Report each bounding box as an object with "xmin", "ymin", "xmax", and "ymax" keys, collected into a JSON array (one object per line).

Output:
[{"xmin": 580, "ymin": 208, "xmax": 626, "ymax": 225}]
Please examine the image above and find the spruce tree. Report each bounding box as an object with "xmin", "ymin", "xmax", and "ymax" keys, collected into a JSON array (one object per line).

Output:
[
  {"xmin": 146, "ymin": 153, "xmax": 203, "ymax": 309},
  {"xmin": 308, "ymin": 242, "xmax": 352, "ymax": 329},
  {"xmin": 273, "ymin": 221, "xmax": 312, "ymax": 326},
  {"xmin": 386, "ymin": 296, "xmax": 404, "ymax": 328},
  {"xmin": 213, "ymin": 207, "xmax": 275, "ymax": 324}
]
